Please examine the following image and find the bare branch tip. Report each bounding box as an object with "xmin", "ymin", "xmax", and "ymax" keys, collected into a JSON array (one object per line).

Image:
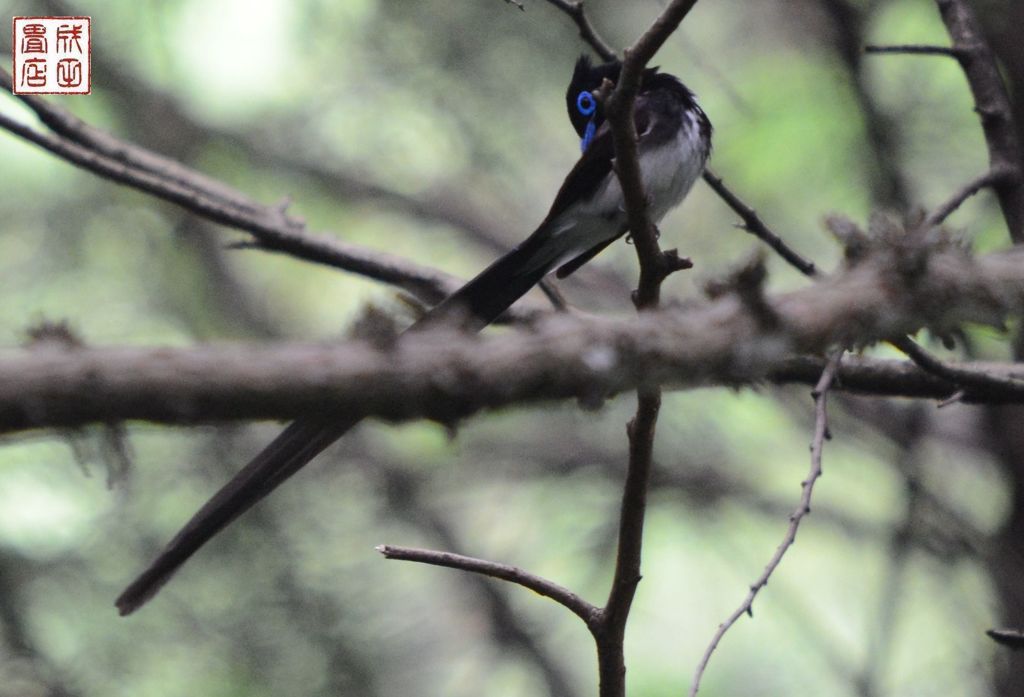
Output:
[
  {"xmin": 937, "ymin": 390, "xmax": 967, "ymax": 408},
  {"xmin": 662, "ymin": 249, "xmax": 695, "ymax": 276},
  {"xmin": 987, "ymin": 628, "xmax": 1024, "ymax": 650}
]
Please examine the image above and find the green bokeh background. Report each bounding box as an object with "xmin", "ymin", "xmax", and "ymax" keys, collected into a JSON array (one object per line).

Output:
[{"xmin": 0, "ymin": 1, "xmax": 1012, "ymax": 695}]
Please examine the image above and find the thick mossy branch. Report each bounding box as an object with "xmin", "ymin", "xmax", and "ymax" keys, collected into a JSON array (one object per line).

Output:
[{"xmin": 4, "ymin": 237, "xmax": 1024, "ymax": 433}]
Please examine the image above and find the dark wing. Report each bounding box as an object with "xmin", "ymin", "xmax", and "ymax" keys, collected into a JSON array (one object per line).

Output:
[
  {"xmin": 634, "ymin": 94, "xmax": 653, "ymax": 138},
  {"xmin": 542, "ymin": 122, "xmax": 615, "ymax": 224},
  {"xmin": 546, "ymin": 96, "xmax": 654, "ymax": 225},
  {"xmin": 427, "ymin": 122, "xmax": 629, "ymax": 322},
  {"xmin": 549, "ymin": 102, "xmax": 656, "ymax": 278}
]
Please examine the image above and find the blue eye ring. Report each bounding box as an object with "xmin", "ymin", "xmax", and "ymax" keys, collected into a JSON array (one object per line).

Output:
[{"xmin": 576, "ymin": 90, "xmax": 596, "ymax": 116}]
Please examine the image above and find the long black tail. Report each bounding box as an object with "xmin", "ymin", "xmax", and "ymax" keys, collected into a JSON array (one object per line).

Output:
[
  {"xmin": 422, "ymin": 227, "xmax": 567, "ymax": 331},
  {"xmin": 116, "ymin": 226, "xmax": 572, "ymax": 615},
  {"xmin": 115, "ymin": 416, "xmax": 356, "ymax": 614}
]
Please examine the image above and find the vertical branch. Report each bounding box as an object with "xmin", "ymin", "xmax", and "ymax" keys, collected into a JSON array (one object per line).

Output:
[
  {"xmin": 934, "ymin": 12, "xmax": 1024, "ymax": 687},
  {"xmin": 593, "ymin": 386, "xmax": 661, "ymax": 695},
  {"xmin": 936, "ymin": 0, "xmax": 1024, "ymax": 242},
  {"xmin": 603, "ymin": 1, "xmax": 702, "ymax": 307},
  {"xmin": 588, "ymin": 5, "xmax": 701, "ymax": 697}
]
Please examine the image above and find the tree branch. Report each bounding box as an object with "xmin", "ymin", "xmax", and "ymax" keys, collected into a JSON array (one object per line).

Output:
[
  {"xmin": 864, "ymin": 44, "xmax": 963, "ymax": 58},
  {"xmin": 891, "ymin": 335, "xmax": 1024, "ymax": 399},
  {"xmin": 602, "ymin": 0, "xmax": 701, "ymax": 308},
  {"xmin": 30, "ymin": 23, "xmax": 562, "ymax": 297},
  {"xmin": 583, "ymin": 6, "xmax": 700, "ymax": 695},
  {"xmin": 701, "ymin": 169, "xmax": 818, "ymax": 277},
  {"xmin": 541, "ymin": 0, "xmax": 617, "ymax": 62},
  {"xmin": 0, "ymin": 346, "xmax": 999, "ymax": 434},
  {"xmin": 6, "ymin": 241, "xmax": 1024, "ymax": 433},
  {"xmin": 689, "ymin": 349, "xmax": 844, "ymax": 696},
  {"xmin": 935, "ymin": 0, "xmax": 1024, "ymax": 241},
  {"xmin": 0, "ymin": 68, "xmax": 546, "ymax": 321},
  {"xmin": 376, "ymin": 545, "xmax": 598, "ymax": 625},
  {"xmin": 591, "ymin": 385, "xmax": 659, "ymax": 695},
  {"xmin": 925, "ymin": 166, "xmax": 1017, "ymax": 227},
  {"xmin": 373, "ymin": 462, "xmax": 584, "ymax": 697}
]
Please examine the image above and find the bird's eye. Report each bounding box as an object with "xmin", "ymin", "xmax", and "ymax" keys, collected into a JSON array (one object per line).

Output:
[{"xmin": 576, "ymin": 91, "xmax": 596, "ymax": 116}]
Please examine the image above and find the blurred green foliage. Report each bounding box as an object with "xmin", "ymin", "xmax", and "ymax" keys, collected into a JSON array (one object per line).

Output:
[{"xmin": 0, "ymin": 0, "xmax": 1011, "ymax": 696}]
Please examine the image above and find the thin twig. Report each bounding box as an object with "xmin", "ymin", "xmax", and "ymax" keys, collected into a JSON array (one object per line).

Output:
[
  {"xmin": 0, "ymin": 81, "xmax": 546, "ymax": 322},
  {"xmin": 603, "ymin": 79, "xmax": 663, "ymax": 308},
  {"xmin": 0, "ymin": 70, "xmax": 264, "ymax": 215},
  {"xmin": 376, "ymin": 545, "xmax": 598, "ymax": 624},
  {"xmin": 891, "ymin": 336, "xmax": 1024, "ymax": 400},
  {"xmin": 376, "ymin": 464, "xmax": 583, "ymax": 697},
  {"xmin": 689, "ymin": 349, "xmax": 844, "ymax": 697},
  {"xmin": 0, "ymin": 109, "xmax": 448, "ymax": 298},
  {"xmin": 986, "ymin": 628, "xmax": 1024, "ymax": 650},
  {"xmin": 701, "ymin": 169, "xmax": 818, "ymax": 277},
  {"xmin": 926, "ymin": 166, "xmax": 1015, "ymax": 226},
  {"xmin": 542, "ymin": 0, "xmax": 617, "ymax": 61},
  {"xmin": 864, "ymin": 44, "xmax": 962, "ymax": 57},
  {"xmin": 601, "ymin": 1, "xmax": 701, "ymax": 309}
]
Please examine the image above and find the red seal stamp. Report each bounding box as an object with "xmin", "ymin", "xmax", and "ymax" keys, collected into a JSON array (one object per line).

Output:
[{"xmin": 11, "ymin": 16, "xmax": 91, "ymax": 95}]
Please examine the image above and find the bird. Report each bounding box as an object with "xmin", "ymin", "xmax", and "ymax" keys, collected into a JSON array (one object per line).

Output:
[{"xmin": 115, "ymin": 55, "xmax": 712, "ymax": 615}]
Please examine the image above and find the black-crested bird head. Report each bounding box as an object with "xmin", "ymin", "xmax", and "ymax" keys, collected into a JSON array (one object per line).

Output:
[
  {"xmin": 565, "ymin": 55, "xmax": 662, "ymax": 150},
  {"xmin": 565, "ymin": 56, "xmax": 619, "ymax": 139}
]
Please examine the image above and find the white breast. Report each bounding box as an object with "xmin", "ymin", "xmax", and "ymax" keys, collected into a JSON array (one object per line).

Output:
[
  {"xmin": 545, "ymin": 111, "xmax": 709, "ymax": 272},
  {"xmin": 578, "ymin": 116, "xmax": 707, "ymax": 227},
  {"xmin": 642, "ymin": 119, "xmax": 708, "ymax": 223}
]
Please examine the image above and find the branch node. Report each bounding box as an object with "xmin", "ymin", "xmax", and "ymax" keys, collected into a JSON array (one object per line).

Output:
[{"xmin": 662, "ymin": 248, "xmax": 694, "ymax": 273}]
